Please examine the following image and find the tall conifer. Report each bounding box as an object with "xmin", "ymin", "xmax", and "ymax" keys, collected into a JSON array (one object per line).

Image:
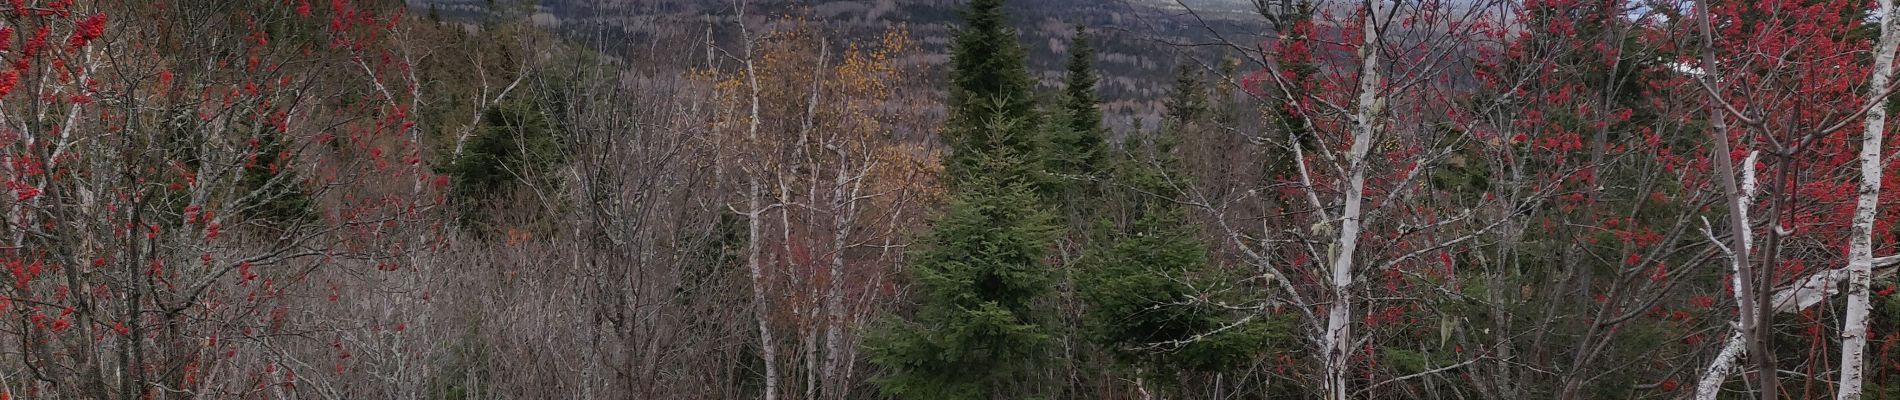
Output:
[
  {"xmin": 867, "ymin": 1, "xmax": 1060, "ymax": 398},
  {"xmin": 941, "ymin": 0, "xmax": 1042, "ymax": 184},
  {"xmin": 1049, "ymin": 26, "xmax": 1108, "ymax": 185}
]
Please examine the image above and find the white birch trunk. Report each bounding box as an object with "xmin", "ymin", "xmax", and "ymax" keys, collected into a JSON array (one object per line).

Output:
[
  {"xmin": 1838, "ymin": 0, "xmax": 1899, "ymax": 397},
  {"xmin": 1697, "ymin": 261, "xmax": 1900, "ymax": 400},
  {"xmin": 1323, "ymin": 3, "xmax": 1384, "ymax": 399},
  {"xmin": 822, "ymin": 210, "xmax": 849, "ymax": 399},
  {"xmin": 822, "ymin": 154, "xmax": 862, "ymax": 399},
  {"xmin": 1694, "ymin": 153, "xmax": 1759, "ymax": 400},
  {"xmin": 741, "ymin": 20, "xmax": 782, "ymax": 400},
  {"xmin": 1695, "ymin": 328, "xmax": 1748, "ymax": 399},
  {"xmin": 1689, "ymin": 0, "xmax": 1773, "ymax": 396}
]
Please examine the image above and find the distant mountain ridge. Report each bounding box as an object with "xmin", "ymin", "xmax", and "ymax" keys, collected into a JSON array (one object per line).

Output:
[{"xmin": 418, "ymin": 0, "xmax": 1270, "ymax": 131}]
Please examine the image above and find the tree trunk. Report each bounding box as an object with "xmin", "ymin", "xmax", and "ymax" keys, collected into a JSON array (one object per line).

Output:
[
  {"xmin": 1691, "ymin": 0, "xmax": 1773, "ymax": 397},
  {"xmin": 1692, "ymin": 151, "xmax": 1760, "ymax": 400},
  {"xmin": 741, "ymin": 22, "xmax": 781, "ymax": 400},
  {"xmin": 1838, "ymin": 0, "xmax": 1898, "ymax": 397},
  {"xmin": 822, "ymin": 156, "xmax": 860, "ymax": 399},
  {"xmin": 1323, "ymin": 3, "xmax": 1384, "ymax": 399}
]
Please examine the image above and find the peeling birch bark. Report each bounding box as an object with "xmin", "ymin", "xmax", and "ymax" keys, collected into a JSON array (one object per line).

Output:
[
  {"xmin": 1837, "ymin": 0, "xmax": 1899, "ymax": 396},
  {"xmin": 1321, "ymin": 2, "xmax": 1385, "ymax": 399}
]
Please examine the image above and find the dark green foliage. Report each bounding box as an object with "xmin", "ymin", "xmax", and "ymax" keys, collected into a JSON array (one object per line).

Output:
[
  {"xmin": 866, "ymin": 154, "xmax": 1060, "ymax": 399},
  {"xmin": 446, "ymin": 100, "xmax": 564, "ymax": 233},
  {"xmin": 1256, "ymin": 0, "xmax": 1316, "ymax": 31},
  {"xmin": 869, "ymin": 2, "xmax": 1065, "ymax": 398},
  {"xmin": 1104, "ymin": 129, "xmax": 1182, "ymax": 224},
  {"xmin": 233, "ymin": 127, "xmax": 316, "ymax": 225},
  {"xmin": 1161, "ymin": 64, "xmax": 1208, "ymax": 129},
  {"xmin": 427, "ymin": 324, "xmax": 494, "ymax": 399},
  {"xmin": 676, "ymin": 213, "xmax": 746, "ymax": 303},
  {"xmin": 1875, "ymin": 288, "xmax": 1900, "ymax": 398},
  {"xmin": 1156, "ymin": 63, "xmax": 1248, "ymax": 198},
  {"xmin": 1081, "ymin": 121, "xmax": 1291, "ymax": 392},
  {"xmin": 1253, "ymin": 2, "xmax": 1319, "ymax": 182},
  {"xmin": 942, "ymin": 0, "xmax": 1044, "ymax": 185},
  {"xmin": 1079, "ymin": 211, "xmax": 1287, "ymax": 377},
  {"xmin": 1427, "ymin": 134, "xmax": 1491, "ymax": 196},
  {"xmin": 450, "ymin": 101, "xmax": 560, "ymax": 199},
  {"xmin": 1047, "ymin": 26, "xmax": 1109, "ymax": 185}
]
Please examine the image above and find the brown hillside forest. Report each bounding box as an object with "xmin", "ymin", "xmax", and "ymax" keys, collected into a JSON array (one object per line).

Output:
[{"xmin": 5, "ymin": 0, "xmax": 1900, "ymax": 398}]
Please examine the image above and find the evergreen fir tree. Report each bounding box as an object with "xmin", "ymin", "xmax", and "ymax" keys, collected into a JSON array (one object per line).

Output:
[
  {"xmin": 941, "ymin": 0, "xmax": 1043, "ymax": 186},
  {"xmin": 866, "ymin": 129, "xmax": 1060, "ymax": 399},
  {"xmin": 1079, "ymin": 212, "xmax": 1283, "ymax": 386},
  {"xmin": 447, "ymin": 100, "xmax": 564, "ymax": 235},
  {"xmin": 234, "ymin": 126, "xmax": 316, "ymax": 225},
  {"xmin": 1162, "ymin": 64, "xmax": 1208, "ymax": 129},
  {"xmin": 1048, "ymin": 26, "xmax": 1108, "ymax": 186},
  {"xmin": 1261, "ymin": 3, "xmax": 1319, "ymax": 180},
  {"xmin": 1158, "ymin": 63, "xmax": 1210, "ymax": 183},
  {"xmin": 1080, "ymin": 118, "xmax": 1291, "ymax": 394},
  {"xmin": 868, "ymin": 2, "xmax": 1065, "ymax": 398}
]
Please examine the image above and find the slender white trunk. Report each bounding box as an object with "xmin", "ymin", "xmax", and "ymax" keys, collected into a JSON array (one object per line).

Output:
[
  {"xmin": 1694, "ymin": 154, "xmax": 1759, "ymax": 400},
  {"xmin": 1697, "ymin": 263, "xmax": 1896, "ymax": 400},
  {"xmin": 821, "ymin": 159, "xmax": 859, "ymax": 399},
  {"xmin": 741, "ymin": 22, "xmax": 782, "ymax": 400},
  {"xmin": 1323, "ymin": 3, "xmax": 1384, "ymax": 399},
  {"xmin": 1696, "ymin": 329, "xmax": 1747, "ymax": 398},
  {"xmin": 804, "ymin": 323, "xmax": 820, "ymax": 400},
  {"xmin": 822, "ymin": 220, "xmax": 848, "ymax": 399},
  {"xmin": 1689, "ymin": 0, "xmax": 1777, "ymax": 396},
  {"xmin": 745, "ymin": 141, "xmax": 781, "ymax": 400},
  {"xmin": 745, "ymin": 151, "xmax": 781, "ymax": 400},
  {"xmin": 1839, "ymin": 1, "xmax": 1899, "ymax": 398},
  {"xmin": 1135, "ymin": 367, "xmax": 1155, "ymax": 400}
]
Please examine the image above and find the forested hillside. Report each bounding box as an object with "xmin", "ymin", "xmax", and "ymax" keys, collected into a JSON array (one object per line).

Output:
[
  {"xmin": 3, "ymin": 0, "xmax": 1900, "ymax": 399},
  {"xmin": 427, "ymin": 0, "xmax": 1264, "ymax": 134}
]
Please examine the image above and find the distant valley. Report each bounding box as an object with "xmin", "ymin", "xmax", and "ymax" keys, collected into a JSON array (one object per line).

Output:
[{"xmin": 418, "ymin": 0, "xmax": 1272, "ymax": 131}]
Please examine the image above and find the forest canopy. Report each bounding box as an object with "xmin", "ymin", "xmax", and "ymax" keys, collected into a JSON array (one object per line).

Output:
[{"xmin": 0, "ymin": 0, "xmax": 1898, "ymax": 399}]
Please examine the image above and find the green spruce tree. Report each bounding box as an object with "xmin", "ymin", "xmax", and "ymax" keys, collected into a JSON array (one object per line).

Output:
[
  {"xmin": 866, "ymin": 1, "xmax": 1062, "ymax": 397},
  {"xmin": 446, "ymin": 100, "xmax": 564, "ymax": 236},
  {"xmin": 1043, "ymin": 26, "xmax": 1114, "ymax": 398},
  {"xmin": 941, "ymin": 0, "xmax": 1043, "ymax": 186},
  {"xmin": 867, "ymin": 120, "xmax": 1060, "ymax": 399},
  {"xmin": 1158, "ymin": 63, "xmax": 1214, "ymax": 186},
  {"xmin": 1162, "ymin": 64, "xmax": 1209, "ymax": 129},
  {"xmin": 1080, "ymin": 109, "xmax": 1292, "ymax": 396},
  {"xmin": 1048, "ymin": 26, "xmax": 1108, "ymax": 188},
  {"xmin": 234, "ymin": 126, "xmax": 316, "ymax": 225}
]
